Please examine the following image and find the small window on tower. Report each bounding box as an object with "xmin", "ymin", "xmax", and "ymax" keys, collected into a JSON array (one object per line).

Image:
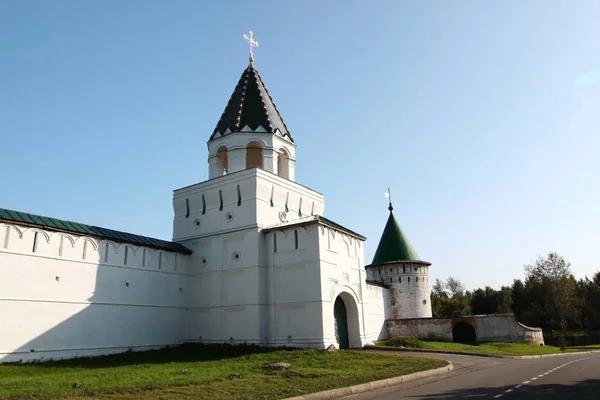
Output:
[
  {"xmin": 246, "ymin": 141, "xmax": 263, "ymax": 169},
  {"xmin": 217, "ymin": 146, "xmax": 229, "ymax": 176}
]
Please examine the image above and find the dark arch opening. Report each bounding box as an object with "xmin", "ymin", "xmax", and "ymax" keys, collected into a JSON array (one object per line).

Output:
[
  {"xmin": 452, "ymin": 322, "xmax": 476, "ymax": 344},
  {"xmin": 334, "ymin": 296, "xmax": 349, "ymax": 349}
]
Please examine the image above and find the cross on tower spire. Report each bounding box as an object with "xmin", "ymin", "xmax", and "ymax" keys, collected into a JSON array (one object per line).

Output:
[{"xmin": 243, "ymin": 31, "xmax": 259, "ymax": 64}]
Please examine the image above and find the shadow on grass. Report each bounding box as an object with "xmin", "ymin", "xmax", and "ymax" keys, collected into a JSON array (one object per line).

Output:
[
  {"xmin": 12, "ymin": 343, "xmax": 296, "ymax": 369},
  {"xmin": 410, "ymin": 379, "xmax": 600, "ymax": 399}
]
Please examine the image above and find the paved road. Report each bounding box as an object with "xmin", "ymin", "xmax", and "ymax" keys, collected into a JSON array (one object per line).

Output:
[{"xmin": 344, "ymin": 350, "xmax": 600, "ymax": 399}]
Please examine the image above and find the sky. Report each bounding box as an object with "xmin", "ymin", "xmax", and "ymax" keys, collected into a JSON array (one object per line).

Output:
[{"xmin": 1, "ymin": 1, "xmax": 599, "ymax": 290}]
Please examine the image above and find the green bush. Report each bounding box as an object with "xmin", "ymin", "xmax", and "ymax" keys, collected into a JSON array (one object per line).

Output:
[
  {"xmin": 553, "ymin": 330, "xmax": 567, "ymax": 351},
  {"xmin": 379, "ymin": 336, "xmax": 424, "ymax": 348}
]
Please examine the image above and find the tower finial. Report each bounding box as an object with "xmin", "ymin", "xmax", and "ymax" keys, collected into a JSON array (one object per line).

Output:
[
  {"xmin": 243, "ymin": 31, "xmax": 259, "ymax": 65},
  {"xmin": 385, "ymin": 188, "xmax": 393, "ymax": 211}
]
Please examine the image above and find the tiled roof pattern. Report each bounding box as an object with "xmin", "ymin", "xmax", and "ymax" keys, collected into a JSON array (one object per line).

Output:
[
  {"xmin": 210, "ymin": 64, "xmax": 293, "ymax": 141},
  {"xmin": 0, "ymin": 208, "xmax": 192, "ymax": 255}
]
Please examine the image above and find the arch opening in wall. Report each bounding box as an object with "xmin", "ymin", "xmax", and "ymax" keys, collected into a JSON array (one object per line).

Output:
[
  {"xmin": 278, "ymin": 148, "xmax": 290, "ymax": 179},
  {"xmin": 246, "ymin": 141, "xmax": 263, "ymax": 169},
  {"xmin": 452, "ymin": 322, "xmax": 477, "ymax": 345},
  {"xmin": 333, "ymin": 291, "xmax": 360, "ymax": 349},
  {"xmin": 217, "ymin": 146, "xmax": 229, "ymax": 176}
]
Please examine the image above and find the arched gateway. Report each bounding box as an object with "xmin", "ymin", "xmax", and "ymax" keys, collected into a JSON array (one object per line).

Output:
[
  {"xmin": 334, "ymin": 297, "xmax": 349, "ymax": 349},
  {"xmin": 333, "ymin": 292, "xmax": 361, "ymax": 349},
  {"xmin": 452, "ymin": 322, "xmax": 477, "ymax": 344}
]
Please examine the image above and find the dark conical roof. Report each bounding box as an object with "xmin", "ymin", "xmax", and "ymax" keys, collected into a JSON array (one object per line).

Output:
[
  {"xmin": 371, "ymin": 207, "xmax": 426, "ymax": 265},
  {"xmin": 209, "ymin": 63, "xmax": 293, "ymax": 142}
]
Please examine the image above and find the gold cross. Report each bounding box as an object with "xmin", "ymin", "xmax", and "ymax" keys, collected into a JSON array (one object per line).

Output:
[{"xmin": 243, "ymin": 31, "xmax": 259, "ymax": 63}]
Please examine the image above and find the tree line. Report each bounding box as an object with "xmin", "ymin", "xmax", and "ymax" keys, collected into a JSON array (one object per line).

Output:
[{"xmin": 431, "ymin": 252, "xmax": 600, "ymax": 332}]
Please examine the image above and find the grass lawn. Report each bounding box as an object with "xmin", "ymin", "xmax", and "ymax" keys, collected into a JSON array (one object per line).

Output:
[
  {"xmin": 0, "ymin": 344, "xmax": 447, "ymax": 400},
  {"xmin": 375, "ymin": 336, "xmax": 600, "ymax": 356}
]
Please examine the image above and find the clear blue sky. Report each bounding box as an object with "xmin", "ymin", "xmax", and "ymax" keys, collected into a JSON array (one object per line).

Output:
[{"xmin": 1, "ymin": 1, "xmax": 599, "ymax": 290}]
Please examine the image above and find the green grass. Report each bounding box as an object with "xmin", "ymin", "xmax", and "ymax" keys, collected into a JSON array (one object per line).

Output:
[
  {"xmin": 375, "ymin": 336, "xmax": 600, "ymax": 356},
  {"xmin": 566, "ymin": 344, "xmax": 600, "ymax": 350},
  {"xmin": 0, "ymin": 344, "xmax": 447, "ymax": 400}
]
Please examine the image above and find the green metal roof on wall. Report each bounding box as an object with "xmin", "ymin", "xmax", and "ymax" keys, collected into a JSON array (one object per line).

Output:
[
  {"xmin": 0, "ymin": 207, "xmax": 192, "ymax": 255},
  {"xmin": 370, "ymin": 205, "xmax": 426, "ymax": 265}
]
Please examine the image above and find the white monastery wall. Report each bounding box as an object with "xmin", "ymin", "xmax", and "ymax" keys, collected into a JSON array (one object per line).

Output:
[
  {"xmin": 0, "ymin": 222, "xmax": 190, "ymax": 363},
  {"xmin": 364, "ymin": 283, "xmax": 390, "ymax": 342}
]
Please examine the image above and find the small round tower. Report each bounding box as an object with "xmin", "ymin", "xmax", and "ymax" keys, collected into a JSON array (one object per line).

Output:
[{"xmin": 365, "ymin": 199, "xmax": 432, "ymax": 319}]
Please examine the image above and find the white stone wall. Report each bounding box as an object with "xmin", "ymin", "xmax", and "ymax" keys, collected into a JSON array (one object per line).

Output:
[
  {"xmin": 0, "ymin": 222, "xmax": 190, "ymax": 363},
  {"xmin": 263, "ymin": 225, "xmax": 324, "ymax": 347},
  {"xmin": 364, "ymin": 283, "xmax": 390, "ymax": 342},
  {"xmin": 368, "ymin": 262, "xmax": 432, "ymax": 319},
  {"xmin": 386, "ymin": 318, "xmax": 453, "ymax": 341}
]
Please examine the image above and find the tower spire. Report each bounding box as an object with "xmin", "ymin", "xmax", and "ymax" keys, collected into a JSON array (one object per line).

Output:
[
  {"xmin": 243, "ymin": 31, "xmax": 259, "ymax": 65},
  {"xmin": 386, "ymin": 188, "xmax": 393, "ymax": 212}
]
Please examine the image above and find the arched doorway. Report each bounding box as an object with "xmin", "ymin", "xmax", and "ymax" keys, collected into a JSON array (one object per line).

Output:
[
  {"xmin": 334, "ymin": 296, "xmax": 349, "ymax": 349},
  {"xmin": 452, "ymin": 322, "xmax": 476, "ymax": 344}
]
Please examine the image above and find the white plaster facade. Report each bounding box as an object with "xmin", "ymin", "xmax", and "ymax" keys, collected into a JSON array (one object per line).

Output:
[{"xmin": 0, "ymin": 222, "xmax": 190, "ymax": 363}]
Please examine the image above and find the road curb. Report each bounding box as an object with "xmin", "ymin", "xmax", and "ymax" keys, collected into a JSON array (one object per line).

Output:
[
  {"xmin": 365, "ymin": 345, "xmax": 600, "ymax": 359},
  {"xmin": 282, "ymin": 363, "xmax": 454, "ymax": 400}
]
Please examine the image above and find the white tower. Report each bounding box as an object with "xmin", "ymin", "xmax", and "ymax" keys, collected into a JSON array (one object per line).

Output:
[
  {"xmin": 171, "ymin": 36, "xmax": 328, "ymax": 346},
  {"xmin": 365, "ymin": 199, "xmax": 432, "ymax": 319}
]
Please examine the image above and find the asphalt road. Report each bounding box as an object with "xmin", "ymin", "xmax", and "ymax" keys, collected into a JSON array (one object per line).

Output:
[{"xmin": 344, "ymin": 350, "xmax": 600, "ymax": 399}]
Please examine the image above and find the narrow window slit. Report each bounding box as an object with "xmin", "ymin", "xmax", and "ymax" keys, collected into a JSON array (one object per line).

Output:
[
  {"xmin": 294, "ymin": 230, "xmax": 299, "ymax": 249},
  {"xmin": 32, "ymin": 232, "xmax": 38, "ymax": 253},
  {"xmin": 219, "ymin": 190, "xmax": 223, "ymax": 211},
  {"xmin": 285, "ymin": 193, "xmax": 289, "ymax": 212},
  {"xmin": 83, "ymin": 240, "xmax": 88, "ymax": 260},
  {"xmin": 270, "ymin": 187, "xmax": 274, "ymax": 207},
  {"xmin": 237, "ymin": 185, "xmax": 242, "ymax": 206},
  {"xmin": 185, "ymin": 198, "xmax": 190, "ymax": 218},
  {"xmin": 298, "ymin": 198, "xmax": 302, "ymax": 217},
  {"xmin": 202, "ymin": 194, "xmax": 206, "ymax": 214}
]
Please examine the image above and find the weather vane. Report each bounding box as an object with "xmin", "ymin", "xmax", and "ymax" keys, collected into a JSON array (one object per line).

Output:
[{"xmin": 243, "ymin": 31, "xmax": 259, "ymax": 64}]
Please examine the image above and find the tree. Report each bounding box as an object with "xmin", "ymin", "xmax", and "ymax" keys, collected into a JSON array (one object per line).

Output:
[
  {"xmin": 431, "ymin": 277, "xmax": 471, "ymax": 317},
  {"xmin": 470, "ymin": 287, "xmax": 497, "ymax": 315},
  {"xmin": 524, "ymin": 252, "xmax": 576, "ymax": 331},
  {"xmin": 496, "ymin": 286, "xmax": 513, "ymax": 314}
]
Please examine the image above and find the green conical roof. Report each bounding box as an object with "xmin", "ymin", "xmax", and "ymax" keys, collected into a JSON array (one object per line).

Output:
[{"xmin": 371, "ymin": 206, "xmax": 423, "ymax": 265}]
